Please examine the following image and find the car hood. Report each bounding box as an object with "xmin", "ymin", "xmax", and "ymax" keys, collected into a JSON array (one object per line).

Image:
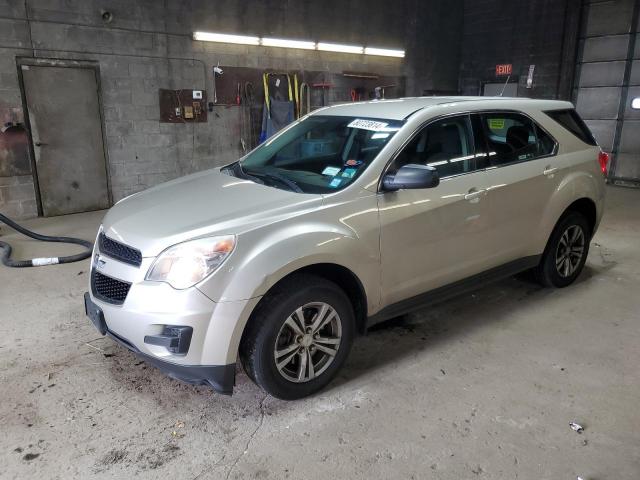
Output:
[{"xmin": 101, "ymin": 169, "xmax": 323, "ymax": 257}]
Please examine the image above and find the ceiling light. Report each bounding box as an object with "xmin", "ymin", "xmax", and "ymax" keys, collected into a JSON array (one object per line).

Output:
[
  {"xmin": 632, "ymin": 97, "xmax": 640, "ymax": 109},
  {"xmin": 364, "ymin": 47, "xmax": 405, "ymax": 58},
  {"xmin": 317, "ymin": 42, "xmax": 364, "ymax": 54},
  {"xmin": 192, "ymin": 32, "xmax": 406, "ymax": 57},
  {"xmin": 262, "ymin": 37, "xmax": 316, "ymax": 50},
  {"xmin": 193, "ymin": 31, "xmax": 260, "ymax": 46}
]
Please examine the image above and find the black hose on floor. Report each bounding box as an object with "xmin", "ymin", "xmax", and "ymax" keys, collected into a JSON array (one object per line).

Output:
[{"xmin": 0, "ymin": 212, "xmax": 93, "ymax": 268}]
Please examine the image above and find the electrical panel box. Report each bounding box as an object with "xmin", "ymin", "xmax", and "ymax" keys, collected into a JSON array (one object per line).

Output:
[{"xmin": 159, "ymin": 89, "xmax": 207, "ymax": 123}]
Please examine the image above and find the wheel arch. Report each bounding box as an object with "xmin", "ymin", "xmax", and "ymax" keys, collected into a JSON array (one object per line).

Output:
[
  {"xmin": 246, "ymin": 263, "xmax": 369, "ymax": 338},
  {"xmin": 563, "ymin": 197, "xmax": 597, "ymax": 236},
  {"xmin": 535, "ymin": 168, "xmax": 604, "ymax": 254}
]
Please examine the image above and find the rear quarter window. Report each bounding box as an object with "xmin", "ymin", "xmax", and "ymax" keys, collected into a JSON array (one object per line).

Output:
[{"xmin": 544, "ymin": 109, "xmax": 598, "ymax": 146}]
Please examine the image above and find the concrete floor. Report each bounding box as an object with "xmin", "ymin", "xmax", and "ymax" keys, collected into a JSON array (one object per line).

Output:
[{"xmin": 0, "ymin": 185, "xmax": 638, "ymax": 479}]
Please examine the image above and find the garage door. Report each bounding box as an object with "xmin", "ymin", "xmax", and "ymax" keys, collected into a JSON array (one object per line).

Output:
[{"xmin": 574, "ymin": 0, "xmax": 640, "ymax": 183}]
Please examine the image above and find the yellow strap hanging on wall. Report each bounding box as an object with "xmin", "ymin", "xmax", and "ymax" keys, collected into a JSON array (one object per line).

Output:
[
  {"xmin": 293, "ymin": 74, "xmax": 299, "ymax": 118},
  {"xmin": 262, "ymin": 72, "xmax": 270, "ymax": 116},
  {"xmin": 286, "ymin": 74, "xmax": 293, "ymax": 101}
]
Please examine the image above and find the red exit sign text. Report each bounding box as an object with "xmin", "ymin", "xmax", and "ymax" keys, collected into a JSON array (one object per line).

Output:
[{"xmin": 496, "ymin": 64, "xmax": 513, "ymax": 76}]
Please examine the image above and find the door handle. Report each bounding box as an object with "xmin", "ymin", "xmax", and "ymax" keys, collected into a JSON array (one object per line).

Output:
[
  {"xmin": 34, "ymin": 141, "xmax": 48, "ymax": 147},
  {"xmin": 464, "ymin": 189, "xmax": 486, "ymax": 201},
  {"xmin": 543, "ymin": 166, "xmax": 558, "ymax": 176}
]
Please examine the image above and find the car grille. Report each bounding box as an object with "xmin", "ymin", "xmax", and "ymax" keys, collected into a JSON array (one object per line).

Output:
[
  {"xmin": 91, "ymin": 270, "xmax": 131, "ymax": 305},
  {"xmin": 98, "ymin": 232, "xmax": 142, "ymax": 267}
]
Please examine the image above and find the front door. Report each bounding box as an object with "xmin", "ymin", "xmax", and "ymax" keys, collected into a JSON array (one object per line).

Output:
[
  {"xmin": 21, "ymin": 63, "xmax": 110, "ymax": 216},
  {"xmin": 378, "ymin": 115, "xmax": 494, "ymax": 306}
]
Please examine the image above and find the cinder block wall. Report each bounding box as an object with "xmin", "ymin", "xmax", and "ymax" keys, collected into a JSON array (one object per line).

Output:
[
  {"xmin": 0, "ymin": 0, "xmax": 464, "ymax": 219},
  {"xmin": 458, "ymin": 0, "xmax": 581, "ymax": 100}
]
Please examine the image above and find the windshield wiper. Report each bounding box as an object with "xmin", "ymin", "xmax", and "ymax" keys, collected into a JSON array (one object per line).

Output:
[
  {"xmin": 244, "ymin": 168, "xmax": 303, "ymax": 193},
  {"xmin": 225, "ymin": 162, "xmax": 264, "ymax": 184}
]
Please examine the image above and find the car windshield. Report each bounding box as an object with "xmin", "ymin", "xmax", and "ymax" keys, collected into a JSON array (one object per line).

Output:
[{"xmin": 227, "ymin": 115, "xmax": 404, "ymax": 194}]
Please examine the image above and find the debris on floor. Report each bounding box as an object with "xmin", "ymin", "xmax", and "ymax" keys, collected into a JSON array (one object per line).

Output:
[
  {"xmin": 569, "ymin": 422, "xmax": 584, "ymax": 434},
  {"xmin": 171, "ymin": 421, "xmax": 185, "ymax": 438}
]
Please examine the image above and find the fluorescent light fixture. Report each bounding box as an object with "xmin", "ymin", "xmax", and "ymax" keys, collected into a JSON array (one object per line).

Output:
[
  {"xmin": 317, "ymin": 42, "xmax": 364, "ymax": 54},
  {"xmin": 193, "ymin": 31, "xmax": 260, "ymax": 45},
  {"xmin": 192, "ymin": 32, "xmax": 406, "ymax": 57},
  {"xmin": 261, "ymin": 37, "xmax": 316, "ymax": 50},
  {"xmin": 632, "ymin": 97, "xmax": 640, "ymax": 109},
  {"xmin": 364, "ymin": 47, "xmax": 405, "ymax": 58}
]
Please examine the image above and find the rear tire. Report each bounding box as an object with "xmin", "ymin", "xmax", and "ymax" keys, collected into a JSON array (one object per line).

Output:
[
  {"xmin": 535, "ymin": 211, "xmax": 591, "ymax": 288},
  {"xmin": 239, "ymin": 274, "xmax": 355, "ymax": 400}
]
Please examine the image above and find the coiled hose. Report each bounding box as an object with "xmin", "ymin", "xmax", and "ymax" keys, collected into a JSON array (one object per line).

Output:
[{"xmin": 0, "ymin": 212, "xmax": 93, "ymax": 267}]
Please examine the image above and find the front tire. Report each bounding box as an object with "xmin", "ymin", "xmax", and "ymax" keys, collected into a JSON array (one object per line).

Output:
[
  {"xmin": 535, "ymin": 211, "xmax": 591, "ymax": 288},
  {"xmin": 239, "ymin": 274, "xmax": 355, "ymax": 400}
]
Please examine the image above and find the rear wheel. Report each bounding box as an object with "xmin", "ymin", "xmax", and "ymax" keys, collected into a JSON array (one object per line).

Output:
[
  {"xmin": 239, "ymin": 274, "xmax": 355, "ymax": 400},
  {"xmin": 535, "ymin": 211, "xmax": 590, "ymax": 288}
]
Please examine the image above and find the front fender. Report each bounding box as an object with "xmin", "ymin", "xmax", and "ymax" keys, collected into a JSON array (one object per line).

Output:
[{"xmin": 196, "ymin": 193, "xmax": 381, "ymax": 364}]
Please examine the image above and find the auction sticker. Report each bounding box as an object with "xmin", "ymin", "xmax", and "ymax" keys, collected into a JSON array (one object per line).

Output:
[
  {"xmin": 322, "ymin": 166, "xmax": 341, "ymax": 176},
  {"xmin": 348, "ymin": 119, "xmax": 389, "ymax": 131},
  {"xmin": 342, "ymin": 168, "xmax": 357, "ymax": 178},
  {"xmin": 489, "ymin": 119, "xmax": 505, "ymax": 130}
]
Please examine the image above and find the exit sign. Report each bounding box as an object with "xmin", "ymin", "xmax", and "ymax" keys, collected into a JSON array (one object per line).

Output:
[{"xmin": 496, "ymin": 64, "xmax": 513, "ymax": 76}]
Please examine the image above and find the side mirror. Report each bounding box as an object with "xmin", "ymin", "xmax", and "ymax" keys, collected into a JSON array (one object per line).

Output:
[{"xmin": 382, "ymin": 164, "xmax": 440, "ymax": 191}]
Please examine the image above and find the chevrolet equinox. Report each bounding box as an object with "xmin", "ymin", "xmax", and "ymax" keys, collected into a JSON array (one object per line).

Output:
[{"xmin": 85, "ymin": 97, "xmax": 607, "ymax": 399}]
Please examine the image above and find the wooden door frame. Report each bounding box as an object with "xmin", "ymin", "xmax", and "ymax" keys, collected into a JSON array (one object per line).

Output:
[{"xmin": 16, "ymin": 57, "xmax": 112, "ymax": 216}]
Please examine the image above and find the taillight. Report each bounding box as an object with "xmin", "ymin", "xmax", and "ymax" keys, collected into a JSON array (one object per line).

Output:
[{"xmin": 598, "ymin": 151, "xmax": 609, "ymax": 176}]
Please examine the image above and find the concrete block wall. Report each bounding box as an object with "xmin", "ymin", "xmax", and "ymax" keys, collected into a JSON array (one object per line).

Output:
[
  {"xmin": 459, "ymin": 0, "xmax": 579, "ymax": 99},
  {"xmin": 0, "ymin": 175, "xmax": 37, "ymax": 218},
  {"xmin": 0, "ymin": 0, "xmax": 464, "ymax": 219}
]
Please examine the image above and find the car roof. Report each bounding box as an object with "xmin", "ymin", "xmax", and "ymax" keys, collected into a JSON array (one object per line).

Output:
[{"xmin": 312, "ymin": 96, "xmax": 575, "ymax": 121}]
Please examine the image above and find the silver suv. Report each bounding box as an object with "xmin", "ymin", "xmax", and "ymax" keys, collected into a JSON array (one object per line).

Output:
[{"xmin": 85, "ymin": 97, "xmax": 606, "ymax": 399}]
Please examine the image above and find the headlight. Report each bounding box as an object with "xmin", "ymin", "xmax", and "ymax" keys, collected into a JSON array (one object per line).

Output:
[{"xmin": 146, "ymin": 235, "xmax": 235, "ymax": 289}]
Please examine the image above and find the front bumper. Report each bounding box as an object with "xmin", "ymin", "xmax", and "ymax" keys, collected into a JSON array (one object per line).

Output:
[{"xmin": 84, "ymin": 291, "xmax": 242, "ymax": 395}]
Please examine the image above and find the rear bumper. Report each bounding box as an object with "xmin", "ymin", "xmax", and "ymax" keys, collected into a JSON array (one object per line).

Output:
[{"xmin": 84, "ymin": 292, "xmax": 236, "ymax": 394}]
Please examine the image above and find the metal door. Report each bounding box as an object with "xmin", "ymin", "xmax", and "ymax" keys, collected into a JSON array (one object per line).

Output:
[
  {"xmin": 21, "ymin": 64, "xmax": 110, "ymax": 216},
  {"xmin": 483, "ymin": 82, "xmax": 518, "ymax": 97}
]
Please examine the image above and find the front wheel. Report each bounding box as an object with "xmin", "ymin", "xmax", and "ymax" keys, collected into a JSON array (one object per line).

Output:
[
  {"xmin": 535, "ymin": 211, "xmax": 591, "ymax": 288},
  {"xmin": 239, "ymin": 274, "xmax": 355, "ymax": 400}
]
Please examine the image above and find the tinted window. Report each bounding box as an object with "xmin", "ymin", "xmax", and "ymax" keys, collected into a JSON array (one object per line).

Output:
[
  {"xmin": 480, "ymin": 112, "xmax": 556, "ymax": 167},
  {"xmin": 392, "ymin": 115, "xmax": 475, "ymax": 178},
  {"xmin": 545, "ymin": 109, "xmax": 597, "ymax": 146}
]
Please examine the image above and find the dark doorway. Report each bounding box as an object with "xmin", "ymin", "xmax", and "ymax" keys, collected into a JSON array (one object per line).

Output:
[{"xmin": 483, "ymin": 81, "xmax": 518, "ymax": 97}]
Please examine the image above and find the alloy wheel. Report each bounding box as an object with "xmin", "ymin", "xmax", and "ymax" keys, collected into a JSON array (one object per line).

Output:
[
  {"xmin": 555, "ymin": 224, "xmax": 585, "ymax": 278},
  {"xmin": 273, "ymin": 302, "xmax": 342, "ymax": 383}
]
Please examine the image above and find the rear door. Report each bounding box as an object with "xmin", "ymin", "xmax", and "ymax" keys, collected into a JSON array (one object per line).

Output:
[
  {"xmin": 378, "ymin": 114, "xmax": 495, "ymax": 306},
  {"xmin": 475, "ymin": 111, "xmax": 559, "ymax": 264}
]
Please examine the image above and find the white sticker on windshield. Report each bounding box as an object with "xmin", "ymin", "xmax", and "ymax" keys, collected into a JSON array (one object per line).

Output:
[
  {"xmin": 347, "ymin": 119, "xmax": 389, "ymax": 131},
  {"xmin": 322, "ymin": 166, "xmax": 341, "ymax": 176}
]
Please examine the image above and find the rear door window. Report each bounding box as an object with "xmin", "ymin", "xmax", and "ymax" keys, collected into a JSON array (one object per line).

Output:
[
  {"xmin": 544, "ymin": 109, "xmax": 598, "ymax": 146},
  {"xmin": 479, "ymin": 112, "xmax": 556, "ymax": 167}
]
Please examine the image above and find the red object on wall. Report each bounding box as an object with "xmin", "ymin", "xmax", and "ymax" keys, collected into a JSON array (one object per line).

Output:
[{"xmin": 495, "ymin": 64, "xmax": 513, "ymax": 76}]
